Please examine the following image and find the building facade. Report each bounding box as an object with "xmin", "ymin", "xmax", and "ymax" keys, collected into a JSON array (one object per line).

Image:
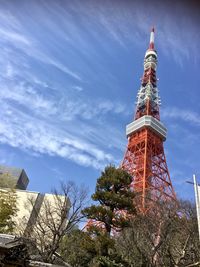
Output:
[{"xmin": 0, "ymin": 165, "xmax": 70, "ymax": 240}]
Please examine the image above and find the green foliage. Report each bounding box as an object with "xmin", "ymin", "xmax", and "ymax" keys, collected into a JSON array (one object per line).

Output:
[
  {"xmin": 0, "ymin": 172, "xmax": 18, "ymax": 234},
  {"xmin": 60, "ymin": 229, "xmax": 96, "ymax": 267},
  {"xmin": 82, "ymin": 165, "xmax": 136, "ymax": 235},
  {"xmin": 0, "ymin": 189, "xmax": 18, "ymax": 233},
  {"xmin": 54, "ymin": 166, "xmax": 200, "ymax": 267},
  {"xmin": 60, "ymin": 228, "xmax": 131, "ymax": 267},
  {"xmin": 78, "ymin": 166, "xmax": 136, "ymax": 266},
  {"xmin": 91, "ymin": 233, "xmax": 130, "ymax": 267},
  {"xmin": 95, "ymin": 256, "xmax": 128, "ymax": 267},
  {"xmin": 0, "ymin": 172, "xmax": 17, "ymax": 188}
]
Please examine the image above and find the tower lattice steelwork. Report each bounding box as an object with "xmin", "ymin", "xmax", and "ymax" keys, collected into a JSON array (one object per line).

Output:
[{"xmin": 121, "ymin": 28, "xmax": 176, "ymax": 211}]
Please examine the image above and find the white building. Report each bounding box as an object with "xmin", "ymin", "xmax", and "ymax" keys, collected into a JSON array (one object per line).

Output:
[
  {"xmin": 12, "ymin": 189, "xmax": 70, "ymax": 237},
  {"xmin": 0, "ymin": 165, "xmax": 70, "ymax": 244}
]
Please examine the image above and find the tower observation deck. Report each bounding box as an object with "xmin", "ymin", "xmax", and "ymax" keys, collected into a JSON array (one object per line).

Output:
[{"xmin": 121, "ymin": 28, "xmax": 176, "ymax": 211}]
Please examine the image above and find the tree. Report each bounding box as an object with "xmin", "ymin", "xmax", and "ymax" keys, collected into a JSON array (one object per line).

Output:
[
  {"xmin": 163, "ymin": 200, "xmax": 200, "ymax": 267},
  {"xmin": 0, "ymin": 173, "xmax": 18, "ymax": 234},
  {"xmin": 0, "ymin": 172, "xmax": 17, "ymax": 188},
  {"xmin": 82, "ymin": 165, "xmax": 136, "ymax": 236},
  {"xmin": 80, "ymin": 165, "xmax": 136, "ymax": 266},
  {"xmin": 88, "ymin": 230, "xmax": 130, "ymax": 267},
  {"xmin": 23, "ymin": 181, "xmax": 88, "ymax": 263},
  {"xmin": 0, "ymin": 189, "xmax": 18, "ymax": 234},
  {"xmin": 115, "ymin": 200, "xmax": 200, "ymax": 267},
  {"xmin": 60, "ymin": 227, "xmax": 131, "ymax": 267},
  {"xmin": 59, "ymin": 229, "xmax": 96, "ymax": 267}
]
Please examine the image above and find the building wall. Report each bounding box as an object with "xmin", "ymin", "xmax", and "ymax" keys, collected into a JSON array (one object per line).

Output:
[
  {"xmin": 0, "ymin": 188, "xmax": 70, "ymax": 237},
  {"xmin": 0, "ymin": 164, "xmax": 70, "ymax": 251},
  {"xmin": 30, "ymin": 193, "xmax": 70, "ymax": 247},
  {"xmin": 0, "ymin": 165, "xmax": 29, "ymax": 190},
  {"xmin": 13, "ymin": 190, "xmax": 39, "ymax": 235}
]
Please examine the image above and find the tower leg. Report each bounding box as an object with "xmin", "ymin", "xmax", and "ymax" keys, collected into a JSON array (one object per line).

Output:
[{"xmin": 121, "ymin": 128, "xmax": 176, "ymax": 212}]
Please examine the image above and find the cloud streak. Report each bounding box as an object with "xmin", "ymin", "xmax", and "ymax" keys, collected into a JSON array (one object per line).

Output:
[
  {"xmin": 162, "ymin": 107, "xmax": 200, "ymax": 127},
  {"xmin": 0, "ymin": 49, "xmax": 126, "ymax": 169},
  {"xmin": 0, "ymin": 0, "xmax": 198, "ymax": 174},
  {"xmin": 0, "ymin": 101, "xmax": 116, "ymax": 169}
]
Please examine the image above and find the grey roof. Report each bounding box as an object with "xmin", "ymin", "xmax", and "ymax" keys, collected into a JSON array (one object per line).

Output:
[
  {"xmin": 0, "ymin": 233, "xmax": 15, "ymax": 246},
  {"xmin": 0, "ymin": 234, "xmax": 71, "ymax": 267}
]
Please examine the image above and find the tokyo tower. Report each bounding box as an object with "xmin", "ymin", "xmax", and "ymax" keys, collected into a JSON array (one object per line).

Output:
[{"xmin": 121, "ymin": 28, "xmax": 176, "ymax": 211}]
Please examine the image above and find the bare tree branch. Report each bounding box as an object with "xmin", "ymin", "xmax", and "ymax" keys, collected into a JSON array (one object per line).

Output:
[{"xmin": 21, "ymin": 180, "xmax": 88, "ymax": 263}]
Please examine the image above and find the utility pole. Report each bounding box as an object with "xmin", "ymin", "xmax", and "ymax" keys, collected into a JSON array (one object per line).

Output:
[{"xmin": 193, "ymin": 174, "xmax": 200, "ymax": 241}]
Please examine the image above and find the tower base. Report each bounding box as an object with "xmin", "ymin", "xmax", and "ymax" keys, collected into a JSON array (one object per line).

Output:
[{"xmin": 121, "ymin": 127, "xmax": 176, "ymax": 212}]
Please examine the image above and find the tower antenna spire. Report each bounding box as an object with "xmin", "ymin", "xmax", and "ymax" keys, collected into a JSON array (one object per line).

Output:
[{"xmin": 149, "ymin": 26, "xmax": 155, "ymax": 50}]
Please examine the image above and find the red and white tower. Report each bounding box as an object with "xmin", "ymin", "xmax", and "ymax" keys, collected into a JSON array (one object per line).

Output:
[{"xmin": 121, "ymin": 28, "xmax": 176, "ymax": 211}]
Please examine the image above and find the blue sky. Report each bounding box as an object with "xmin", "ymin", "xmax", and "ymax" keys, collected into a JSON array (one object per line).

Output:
[{"xmin": 0, "ymin": 0, "xmax": 199, "ymax": 201}]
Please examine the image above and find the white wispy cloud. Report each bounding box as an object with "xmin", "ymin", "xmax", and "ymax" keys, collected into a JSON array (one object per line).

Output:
[
  {"xmin": 0, "ymin": 1, "xmax": 197, "ymax": 173},
  {"xmin": 0, "ymin": 55, "xmax": 126, "ymax": 169},
  {"xmin": 6, "ymin": 62, "xmax": 14, "ymax": 78},
  {"xmin": 0, "ymin": 27, "xmax": 31, "ymax": 46},
  {"xmin": 76, "ymin": 0, "xmax": 198, "ymax": 65},
  {"xmin": 0, "ymin": 101, "xmax": 116, "ymax": 169},
  {"xmin": 0, "ymin": 80, "xmax": 57, "ymax": 116},
  {"xmin": 39, "ymin": 57, "xmax": 82, "ymax": 81},
  {"xmin": 59, "ymin": 99, "xmax": 127, "ymax": 121},
  {"xmin": 0, "ymin": 9, "xmax": 82, "ymax": 82},
  {"xmin": 162, "ymin": 107, "xmax": 200, "ymax": 126},
  {"xmin": 72, "ymin": 86, "xmax": 83, "ymax": 92},
  {"xmin": 0, "ymin": 68, "xmax": 128, "ymax": 120}
]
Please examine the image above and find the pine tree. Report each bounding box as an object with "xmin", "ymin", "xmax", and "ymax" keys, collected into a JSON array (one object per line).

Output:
[
  {"xmin": 82, "ymin": 165, "xmax": 136, "ymax": 235},
  {"xmin": 59, "ymin": 229, "xmax": 96, "ymax": 266}
]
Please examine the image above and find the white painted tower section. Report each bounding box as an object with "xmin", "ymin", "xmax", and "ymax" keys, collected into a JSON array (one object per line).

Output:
[
  {"xmin": 136, "ymin": 29, "xmax": 160, "ymax": 109},
  {"xmin": 150, "ymin": 28, "xmax": 155, "ymax": 45}
]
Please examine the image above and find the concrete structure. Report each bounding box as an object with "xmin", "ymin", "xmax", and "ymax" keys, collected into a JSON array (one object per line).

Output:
[
  {"xmin": 3, "ymin": 188, "xmax": 70, "ymax": 236},
  {"xmin": 0, "ymin": 164, "xmax": 29, "ymax": 190},
  {"xmin": 0, "ymin": 164, "xmax": 71, "ymax": 265},
  {"xmin": 0, "ymin": 164, "xmax": 70, "ymax": 238}
]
